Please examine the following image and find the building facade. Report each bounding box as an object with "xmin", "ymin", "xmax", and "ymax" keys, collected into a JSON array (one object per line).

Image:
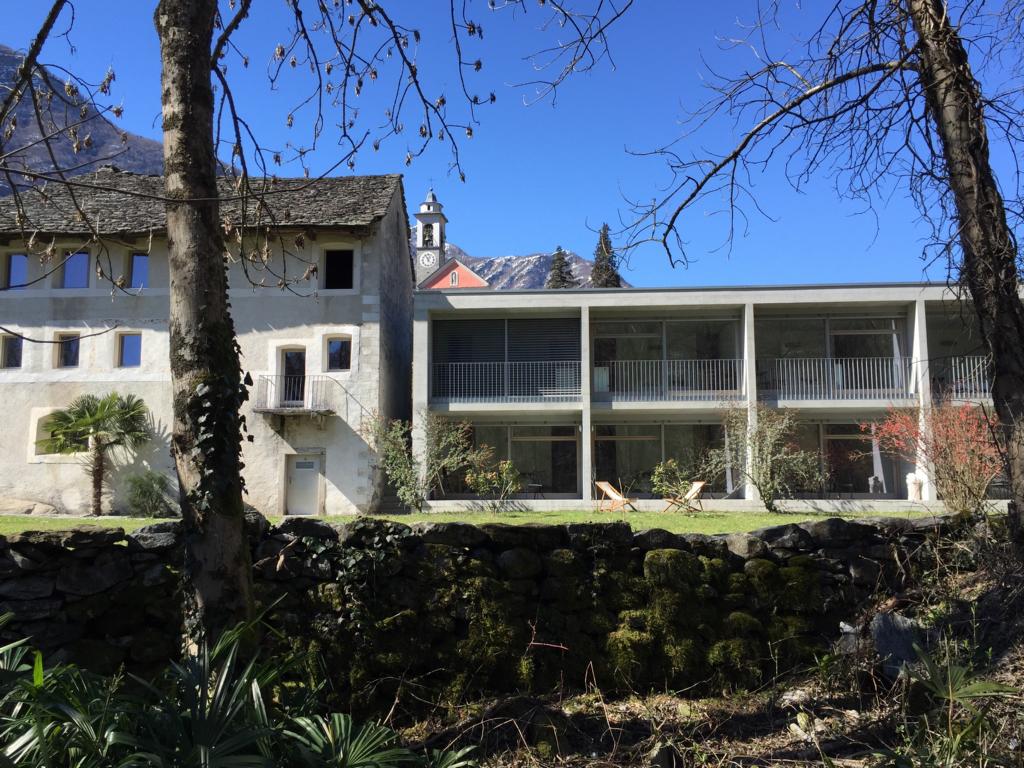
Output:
[
  {"xmin": 412, "ymin": 283, "xmax": 993, "ymax": 508},
  {"xmin": 0, "ymin": 167, "xmax": 413, "ymax": 516}
]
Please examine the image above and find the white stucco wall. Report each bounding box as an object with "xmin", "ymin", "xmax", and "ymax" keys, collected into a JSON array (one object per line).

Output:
[{"xmin": 0, "ymin": 192, "xmax": 411, "ymax": 516}]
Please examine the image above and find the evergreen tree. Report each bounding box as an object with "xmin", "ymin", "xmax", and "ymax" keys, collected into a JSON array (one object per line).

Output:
[
  {"xmin": 590, "ymin": 223, "xmax": 622, "ymax": 288},
  {"xmin": 544, "ymin": 245, "xmax": 577, "ymax": 289}
]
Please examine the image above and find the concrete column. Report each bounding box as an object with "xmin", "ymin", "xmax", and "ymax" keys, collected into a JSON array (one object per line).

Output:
[
  {"xmin": 580, "ymin": 305, "xmax": 593, "ymax": 503},
  {"xmin": 911, "ymin": 298, "xmax": 935, "ymax": 501},
  {"xmin": 410, "ymin": 307, "xmax": 431, "ymax": 484},
  {"xmin": 742, "ymin": 303, "xmax": 760, "ymax": 501}
]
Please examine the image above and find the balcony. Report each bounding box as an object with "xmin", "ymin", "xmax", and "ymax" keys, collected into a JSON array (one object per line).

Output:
[
  {"xmin": 592, "ymin": 359, "xmax": 744, "ymax": 402},
  {"xmin": 932, "ymin": 356, "xmax": 992, "ymax": 401},
  {"xmin": 758, "ymin": 357, "xmax": 916, "ymax": 402},
  {"xmin": 253, "ymin": 375, "xmax": 335, "ymax": 414},
  {"xmin": 431, "ymin": 361, "xmax": 581, "ymax": 403}
]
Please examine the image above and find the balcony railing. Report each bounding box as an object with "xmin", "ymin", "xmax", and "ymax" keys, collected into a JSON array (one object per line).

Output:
[
  {"xmin": 431, "ymin": 361, "xmax": 581, "ymax": 403},
  {"xmin": 758, "ymin": 357, "xmax": 916, "ymax": 401},
  {"xmin": 254, "ymin": 375, "xmax": 334, "ymax": 413},
  {"xmin": 932, "ymin": 356, "xmax": 992, "ymax": 400},
  {"xmin": 592, "ymin": 359, "xmax": 744, "ymax": 402}
]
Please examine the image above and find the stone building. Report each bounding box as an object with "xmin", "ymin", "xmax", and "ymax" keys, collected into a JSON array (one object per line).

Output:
[{"xmin": 0, "ymin": 167, "xmax": 412, "ymax": 516}]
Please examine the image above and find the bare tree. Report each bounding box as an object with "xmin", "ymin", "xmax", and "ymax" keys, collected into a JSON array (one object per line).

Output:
[{"xmin": 624, "ymin": 1, "xmax": 1024, "ymax": 545}]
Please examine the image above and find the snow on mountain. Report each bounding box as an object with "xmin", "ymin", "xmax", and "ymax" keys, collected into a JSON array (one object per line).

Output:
[{"xmin": 443, "ymin": 242, "xmax": 629, "ymax": 290}]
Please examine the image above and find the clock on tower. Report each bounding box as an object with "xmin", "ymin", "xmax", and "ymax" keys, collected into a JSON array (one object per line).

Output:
[{"xmin": 414, "ymin": 188, "xmax": 448, "ymax": 284}]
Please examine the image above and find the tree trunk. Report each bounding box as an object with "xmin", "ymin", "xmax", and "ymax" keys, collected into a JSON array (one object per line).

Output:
[
  {"xmin": 155, "ymin": 0, "xmax": 254, "ymax": 643},
  {"xmin": 90, "ymin": 443, "xmax": 103, "ymax": 517},
  {"xmin": 908, "ymin": 0, "xmax": 1024, "ymax": 547}
]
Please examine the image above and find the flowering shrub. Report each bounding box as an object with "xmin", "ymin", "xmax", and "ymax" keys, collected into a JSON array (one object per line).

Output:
[{"xmin": 867, "ymin": 405, "xmax": 1003, "ymax": 517}]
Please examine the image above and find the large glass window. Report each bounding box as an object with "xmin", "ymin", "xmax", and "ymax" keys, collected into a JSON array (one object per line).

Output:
[
  {"xmin": 61, "ymin": 252, "xmax": 89, "ymax": 289},
  {"xmin": 824, "ymin": 423, "xmax": 899, "ymax": 497},
  {"xmin": 511, "ymin": 425, "xmax": 578, "ymax": 495},
  {"xmin": 594, "ymin": 424, "xmax": 661, "ymax": 494},
  {"xmin": 3, "ymin": 254, "xmax": 28, "ymax": 289},
  {"xmin": 663, "ymin": 424, "xmax": 732, "ymax": 493}
]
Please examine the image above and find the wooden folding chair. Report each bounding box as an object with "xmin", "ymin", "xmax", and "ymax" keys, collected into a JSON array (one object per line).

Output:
[
  {"xmin": 594, "ymin": 481, "xmax": 639, "ymax": 514},
  {"xmin": 663, "ymin": 480, "xmax": 707, "ymax": 513}
]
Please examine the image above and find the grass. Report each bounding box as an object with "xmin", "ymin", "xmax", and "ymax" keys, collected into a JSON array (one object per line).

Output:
[{"xmin": 0, "ymin": 506, "xmax": 936, "ymax": 537}]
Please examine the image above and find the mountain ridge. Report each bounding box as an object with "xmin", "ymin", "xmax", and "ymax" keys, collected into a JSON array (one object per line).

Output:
[
  {"xmin": 444, "ymin": 242, "xmax": 630, "ymax": 290},
  {"xmin": 0, "ymin": 43, "xmax": 164, "ymax": 195}
]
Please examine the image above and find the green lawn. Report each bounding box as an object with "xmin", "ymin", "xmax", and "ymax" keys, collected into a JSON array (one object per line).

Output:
[{"xmin": 0, "ymin": 507, "xmax": 934, "ymax": 537}]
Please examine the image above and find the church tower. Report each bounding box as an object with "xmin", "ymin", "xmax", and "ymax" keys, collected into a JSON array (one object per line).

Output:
[{"xmin": 414, "ymin": 188, "xmax": 448, "ymax": 284}]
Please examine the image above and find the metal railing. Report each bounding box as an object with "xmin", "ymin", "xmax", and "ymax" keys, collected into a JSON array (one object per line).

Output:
[
  {"xmin": 758, "ymin": 356, "xmax": 916, "ymax": 401},
  {"xmin": 592, "ymin": 359, "xmax": 744, "ymax": 402},
  {"xmin": 254, "ymin": 374, "xmax": 334, "ymax": 412},
  {"xmin": 431, "ymin": 361, "xmax": 581, "ymax": 403},
  {"xmin": 932, "ymin": 356, "xmax": 992, "ymax": 400}
]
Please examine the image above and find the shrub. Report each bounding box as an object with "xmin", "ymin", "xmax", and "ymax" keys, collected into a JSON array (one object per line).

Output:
[
  {"xmin": 364, "ymin": 411, "xmax": 493, "ymax": 511},
  {"xmin": 651, "ymin": 453, "xmax": 715, "ymax": 498},
  {"xmin": 867, "ymin": 405, "xmax": 1002, "ymax": 517},
  {"xmin": 463, "ymin": 445, "xmax": 523, "ymax": 506},
  {"xmin": 125, "ymin": 469, "xmax": 178, "ymax": 517},
  {"xmin": 708, "ymin": 405, "xmax": 827, "ymax": 513},
  {"xmin": 0, "ymin": 612, "xmax": 477, "ymax": 768}
]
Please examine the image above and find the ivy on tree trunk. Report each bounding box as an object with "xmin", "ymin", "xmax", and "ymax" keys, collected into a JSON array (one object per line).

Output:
[{"xmin": 155, "ymin": 0, "xmax": 254, "ymax": 643}]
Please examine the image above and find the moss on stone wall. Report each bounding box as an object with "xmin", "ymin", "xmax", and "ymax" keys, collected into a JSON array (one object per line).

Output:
[{"xmin": 0, "ymin": 514, "xmax": 955, "ymax": 716}]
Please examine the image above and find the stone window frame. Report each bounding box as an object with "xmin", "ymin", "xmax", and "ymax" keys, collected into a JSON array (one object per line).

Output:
[
  {"xmin": 27, "ymin": 407, "xmax": 88, "ymax": 464},
  {"xmin": 116, "ymin": 331, "xmax": 143, "ymax": 368},
  {"xmin": 54, "ymin": 332, "xmax": 81, "ymax": 369}
]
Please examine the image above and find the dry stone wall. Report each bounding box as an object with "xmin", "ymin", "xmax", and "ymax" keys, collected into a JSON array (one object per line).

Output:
[{"xmin": 0, "ymin": 514, "xmax": 954, "ymax": 712}]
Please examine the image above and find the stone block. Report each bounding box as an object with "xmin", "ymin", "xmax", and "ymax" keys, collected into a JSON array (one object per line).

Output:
[
  {"xmin": 0, "ymin": 575, "xmax": 55, "ymax": 600},
  {"xmin": 56, "ymin": 549, "xmax": 132, "ymax": 596},
  {"xmin": 565, "ymin": 522, "xmax": 633, "ymax": 550},
  {"xmin": 725, "ymin": 533, "xmax": 769, "ymax": 559},
  {"xmin": 633, "ymin": 528, "xmax": 684, "ymax": 551},
  {"xmin": 497, "ymin": 547, "xmax": 543, "ymax": 579},
  {"xmin": 274, "ymin": 517, "xmax": 340, "ymax": 540},
  {"xmin": 412, "ymin": 521, "xmax": 489, "ymax": 548},
  {"xmin": 128, "ymin": 522, "xmax": 182, "ymax": 552}
]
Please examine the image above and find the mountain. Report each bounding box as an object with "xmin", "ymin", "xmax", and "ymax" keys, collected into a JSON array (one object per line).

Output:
[
  {"xmin": 0, "ymin": 44, "xmax": 163, "ymax": 195},
  {"xmin": 444, "ymin": 242, "xmax": 631, "ymax": 290}
]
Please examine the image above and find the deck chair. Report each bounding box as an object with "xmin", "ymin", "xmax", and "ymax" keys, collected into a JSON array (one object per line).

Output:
[
  {"xmin": 595, "ymin": 481, "xmax": 639, "ymax": 514},
  {"xmin": 663, "ymin": 481, "xmax": 707, "ymax": 513}
]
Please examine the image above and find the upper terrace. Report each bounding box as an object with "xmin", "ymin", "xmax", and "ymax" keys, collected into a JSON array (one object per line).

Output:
[{"xmin": 416, "ymin": 282, "xmax": 994, "ymax": 409}]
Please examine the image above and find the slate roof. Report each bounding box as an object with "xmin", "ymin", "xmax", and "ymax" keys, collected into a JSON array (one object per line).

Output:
[{"xmin": 0, "ymin": 166, "xmax": 403, "ymax": 235}]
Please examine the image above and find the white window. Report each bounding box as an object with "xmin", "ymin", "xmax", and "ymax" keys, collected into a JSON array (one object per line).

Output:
[{"xmin": 450, "ymin": 271, "xmax": 459, "ymax": 287}]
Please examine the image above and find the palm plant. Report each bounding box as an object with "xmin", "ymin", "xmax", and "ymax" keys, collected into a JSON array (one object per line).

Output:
[{"xmin": 39, "ymin": 393, "xmax": 151, "ymax": 516}]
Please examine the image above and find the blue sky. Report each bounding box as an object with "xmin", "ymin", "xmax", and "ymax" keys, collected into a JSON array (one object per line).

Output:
[{"xmin": 6, "ymin": 2, "xmax": 997, "ymax": 287}]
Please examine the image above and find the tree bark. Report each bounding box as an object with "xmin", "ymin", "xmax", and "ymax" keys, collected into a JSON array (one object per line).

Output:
[
  {"xmin": 908, "ymin": 0, "xmax": 1024, "ymax": 547},
  {"xmin": 90, "ymin": 443, "xmax": 103, "ymax": 517},
  {"xmin": 155, "ymin": 0, "xmax": 254, "ymax": 643}
]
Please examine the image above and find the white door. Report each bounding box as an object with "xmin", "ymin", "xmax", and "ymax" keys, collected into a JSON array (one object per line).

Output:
[{"xmin": 286, "ymin": 455, "xmax": 320, "ymax": 515}]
